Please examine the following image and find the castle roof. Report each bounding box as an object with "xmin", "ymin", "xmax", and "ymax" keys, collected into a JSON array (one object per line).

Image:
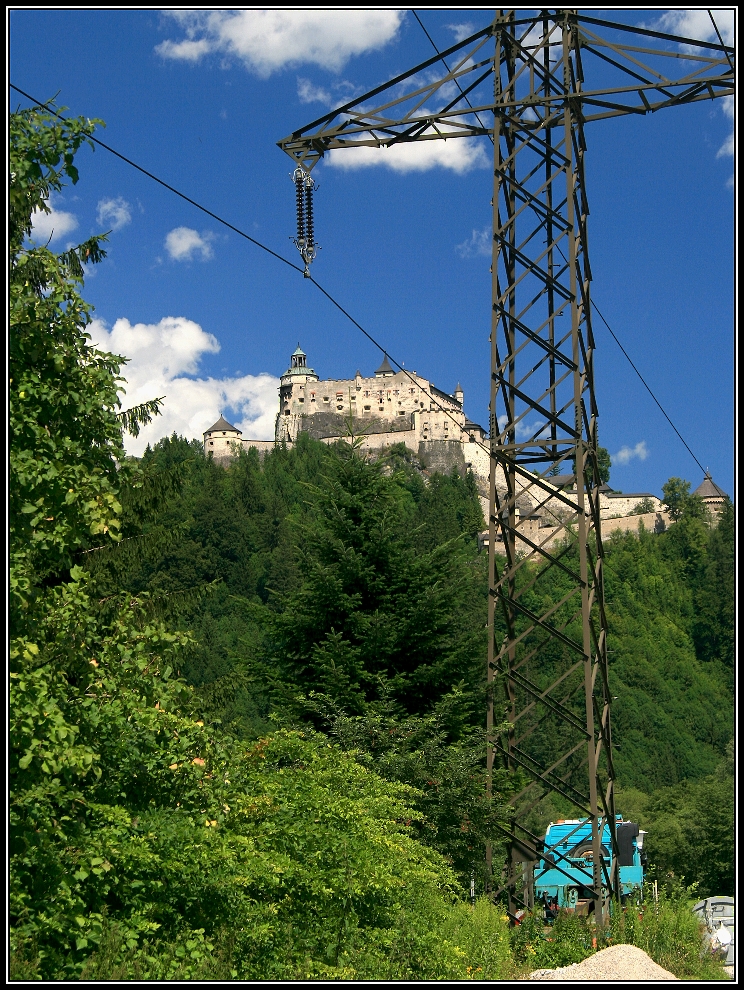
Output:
[
  {"xmin": 282, "ymin": 363, "xmax": 318, "ymax": 378},
  {"xmin": 291, "ymin": 344, "xmax": 306, "ymax": 357},
  {"xmin": 548, "ymin": 473, "xmax": 575, "ymax": 489},
  {"xmin": 375, "ymin": 354, "xmax": 394, "ymax": 376},
  {"xmin": 455, "ymin": 382, "xmax": 463, "ymax": 392},
  {"xmin": 694, "ymin": 473, "xmax": 727, "ymax": 500},
  {"xmin": 204, "ymin": 415, "xmax": 241, "ymax": 435},
  {"xmin": 465, "ymin": 419, "xmax": 486, "ymax": 433}
]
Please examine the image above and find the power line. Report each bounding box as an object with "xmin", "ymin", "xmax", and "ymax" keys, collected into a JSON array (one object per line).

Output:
[
  {"xmin": 10, "ymin": 84, "xmax": 304, "ymax": 277},
  {"xmin": 12, "ymin": 81, "xmax": 707, "ymax": 482},
  {"xmin": 590, "ymin": 300, "xmax": 706, "ymax": 477},
  {"xmin": 409, "ymin": 12, "xmax": 709, "ymax": 478},
  {"xmin": 9, "ymin": 84, "xmax": 481, "ymax": 452},
  {"xmin": 708, "ymin": 10, "xmax": 734, "ymax": 72},
  {"xmin": 411, "ymin": 10, "xmax": 495, "ymax": 143}
]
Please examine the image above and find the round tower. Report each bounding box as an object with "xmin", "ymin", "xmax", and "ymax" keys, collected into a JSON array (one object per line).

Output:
[
  {"xmin": 203, "ymin": 414, "xmax": 242, "ymax": 458},
  {"xmin": 277, "ymin": 343, "xmax": 319, "ymax": 442}
]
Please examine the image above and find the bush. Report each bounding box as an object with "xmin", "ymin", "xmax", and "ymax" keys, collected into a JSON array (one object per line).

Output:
[
  {"xmin": 510, "ymin": 910, "xmax": 595, "ymax": 970},
  {"xmin": 610, "ymin": 883, "xmax": 730, "ymax": 981}
]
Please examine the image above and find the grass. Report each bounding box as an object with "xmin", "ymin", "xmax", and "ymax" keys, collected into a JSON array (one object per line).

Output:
[
  {"xmin": 506, "ymin": 882, "xmax": 729, "ymax": 982},
  {"xmin": 11, "ymin": 887, "xmax": 729, "ymax": 980}
]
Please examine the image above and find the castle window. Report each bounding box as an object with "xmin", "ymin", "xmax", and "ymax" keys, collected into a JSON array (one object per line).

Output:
[
  {"xmin": 284, "ymin": 408, "xmax": 290, "ymax": 416},
  {"xmin": 298, "ymin": 397, "xmax": 304, "ymax": 403},
  {"xmin": 364, "ymin": 405, "xmax": 371, "ymax": 411},
  {"xmin": 209, "ymin": 441, "xmax": 214, "ymax": 446},
  {"xmin": 337, "ymin": 405, "xmax": 343, "ymax": 411},
  {"xmin": 410, "ymin": 388, "xmax": 415, "ymax": 394},
  {"xmin": 323, "ymin": 396, "xmax": 329, "ymax": 402}
]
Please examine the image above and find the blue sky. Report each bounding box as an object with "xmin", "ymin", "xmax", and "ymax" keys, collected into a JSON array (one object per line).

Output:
[{"xmin": 10, "ymin": 9, "xmax": 734, "ymax": 498}]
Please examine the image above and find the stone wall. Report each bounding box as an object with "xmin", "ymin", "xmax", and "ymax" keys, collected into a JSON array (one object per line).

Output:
[
  {"xmin": 296, "ymin": 410, "xmax": 413, "ymax": 440},
  {"xmin": 417, "ymin": 439, "xmax": 466, "ymax": 475},
  {"xmin": 479, "ymin": 509, "xmax": 671, "ymax": 554}
]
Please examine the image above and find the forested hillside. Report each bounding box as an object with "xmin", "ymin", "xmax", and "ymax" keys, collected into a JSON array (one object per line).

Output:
[
  {"xmin": 108, "ymin": 435, "xmax": 733, "ymax": 896},
  {"xmin": 10, "ymin": 102, "xmax": 733, "ymax": 981}
]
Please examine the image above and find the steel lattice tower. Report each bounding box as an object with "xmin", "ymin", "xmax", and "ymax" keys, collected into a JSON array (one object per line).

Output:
[{"xmin": 278, "ymin": 9, "xmax": 734, "ymax": 923}]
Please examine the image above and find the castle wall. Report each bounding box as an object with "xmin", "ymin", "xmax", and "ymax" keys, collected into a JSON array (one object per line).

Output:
[
  {"xmin": 296, "ymin": 410, "xmax": 414, "ymax": 440},
  {"xmin": 277, "ymin": 370, "xmax": 466, "ymax": 444},
  {"xmin": 418, "ymin": 439, "xmax": 466, "ymax": 475},
  {"xmin": 480, "ymin": 509, "xmax": 672, "ymax": 554}
]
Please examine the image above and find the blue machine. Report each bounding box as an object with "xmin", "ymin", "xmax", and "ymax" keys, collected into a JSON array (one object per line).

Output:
[{"xmin": 534, "ymin": 816, "xmax": 646, "ymax": 921}]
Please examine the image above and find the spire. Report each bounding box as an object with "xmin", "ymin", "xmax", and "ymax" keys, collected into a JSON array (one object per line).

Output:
[
  {"xmin": 204, "ymin": 414, "xmax": 241, "ymax": 436},
  {"xmin": 374, "ymin": 353, "xmax": 395, "ymax": 377}
]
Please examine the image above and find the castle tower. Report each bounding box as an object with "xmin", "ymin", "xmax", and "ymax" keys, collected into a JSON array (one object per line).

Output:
[
  {"xmin": 693, "ymin": 472, "xmax": 729, "ymax": 519},
  {"xmin": 203, "ymin": 414, "xmax": 242, "ymax": 458},
  {"xmin": 454, "ymin": 382, "xmax": 464, "ymax": 407},
  {"xmin": 374, "ymin": 354, "xmax": 395, "ymax": 378},
  {"xmin": 277, "ymin": 343, "xmax": 319, "ymax": 442}
]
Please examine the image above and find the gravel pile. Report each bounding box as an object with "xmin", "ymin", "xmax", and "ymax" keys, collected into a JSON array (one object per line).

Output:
[{"xmin": 529, "ymin": 943, "xmax": 679, "ymax": 980}]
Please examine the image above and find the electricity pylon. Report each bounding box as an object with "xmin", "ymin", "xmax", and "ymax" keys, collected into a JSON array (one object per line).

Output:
[{"xmin": 278, "ymin": 9, "xmax": 734, "ymax": 924}]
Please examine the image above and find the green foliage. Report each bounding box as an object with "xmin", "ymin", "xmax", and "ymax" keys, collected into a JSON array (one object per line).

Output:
[
  {"xmin": 12, "ymin": 101, "xmax": 733, "ymax": 980},
  {"xmin": 615, "ymin": 741, "xmax": 734, "ymax": 898},
  {"xmin": 630, "ymin": 497, "xmax": 656, "ymax": 515},
  {"xmin": 661, "ymin": 476, "xmax": 708, "ymax": 522},
  {"xmin": 511, "ymin": 909, "xmax": 596, "ymax": 969},
  {"xmin": 573, "ymin": 444, "xmax": 611, "ymax": 486},
  {"xmin": 10, "ymin": 104, "xmax": 123, "ymax": 613},
  {"xmin": 601, "ymin": 527, "xmax": 732, "ymax": 790},
  {"xmin": 9, "ymin": 102, "xmax": 518, "ymax": 982},
  {"xmin": 609, "ymin": 883, "xmax": 730, "ymax": 980},
  {"xmin": 692, "ymin": 498, "xmax": 734, "ymax": 669},
  {"xmin": 508, "ymin": 890, "xmax": 728, "ymax": 981}
]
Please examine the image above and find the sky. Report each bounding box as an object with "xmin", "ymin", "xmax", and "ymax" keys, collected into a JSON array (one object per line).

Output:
[{"xmin": 9, "ymin": 9, "xmax": 735, "ymax": 499}]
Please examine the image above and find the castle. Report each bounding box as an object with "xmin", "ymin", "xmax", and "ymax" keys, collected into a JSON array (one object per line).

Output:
[
  {"xmin": 203, "ymin": 344, "xmax": 490, "ymax": 474},
  {"xmin": 203, "ymin": 345, "xmax": 727, "ymax": 545}
]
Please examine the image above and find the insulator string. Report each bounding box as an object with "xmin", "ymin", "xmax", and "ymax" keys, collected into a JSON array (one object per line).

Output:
[
  {"xmin": 295, "ymin": 175, "xmax": 305, "ymax": 244},
  {"xmin": 305, "ymin": 181, "xmax": 314, "ymax": 249}
]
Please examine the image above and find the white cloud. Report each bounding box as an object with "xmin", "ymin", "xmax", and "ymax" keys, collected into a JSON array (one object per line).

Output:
[
  {"xmin": 156, "ymin": 10, "xmax": 405, "ymax": 77},
  {"xmin": 30, "ymin": 199, "xmax": 78, "ymax": 243},
  {"xmin": 297, "ymin": 77, "xmax": 331, "ymax": 104},
  {"xmin": 96, "ymin": 196, "xmax": 132, "ymax": 232},
  {"xmin": 497, "ymin": 415, "xmax": 549, "ymax": 440},
  {"xmin": 519, "ymin": 22, "xmax": 562, "ymax": 64},
  {"xmin": 457, "ymin": 226, "xmax": 491, "ymax": 258},
  {"xmin": 165, "ymin": 227, "xmax": 214, "ymax": 262},
  {"xmin": 653, "ymin": 9, "xmax": 734, "ymax": 47},
  {"xmin": 647, "ymin": 11, "xmax": 734, "ymax": 182},
  {"xmin": 326, "ymin": 134, "xmax": 489, "ymax": 174},
  {"xmin": 448, "ymin": 22, "xmax": 475, "ymax": 44},
  {"xmin": 717, "ymin": 95, "xmax": 734, "ymax": 158},
  {"xmin": 89, "ymin": 316, "xmax": 280, "ymax": 456},
  {"xmin": 613, "ymin": 441, "xmax": 649, "ymax": 466}
]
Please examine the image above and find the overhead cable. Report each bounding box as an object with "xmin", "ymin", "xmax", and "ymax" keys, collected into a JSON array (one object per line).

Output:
[
  {"xmin": 11, "ymin": 81, "xmax": 708, "ymax": 479},
  {"xmin": 410, "ymin": 12, "xmax": 709, "ymax": 477},
  {"xmin": 9, "ymin": 84, "xmax": 481, "ymax": 452}
]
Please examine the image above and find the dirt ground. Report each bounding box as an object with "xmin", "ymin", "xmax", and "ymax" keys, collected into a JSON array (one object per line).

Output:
[{"xmin": 528, "ymin": 943, "xmax": 679, "ymax": 980}]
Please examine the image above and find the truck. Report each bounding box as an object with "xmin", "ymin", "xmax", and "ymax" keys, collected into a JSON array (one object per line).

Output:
[{"xmin": 534, "ymin": 816, "xmax": 647, "ymax": 922}]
